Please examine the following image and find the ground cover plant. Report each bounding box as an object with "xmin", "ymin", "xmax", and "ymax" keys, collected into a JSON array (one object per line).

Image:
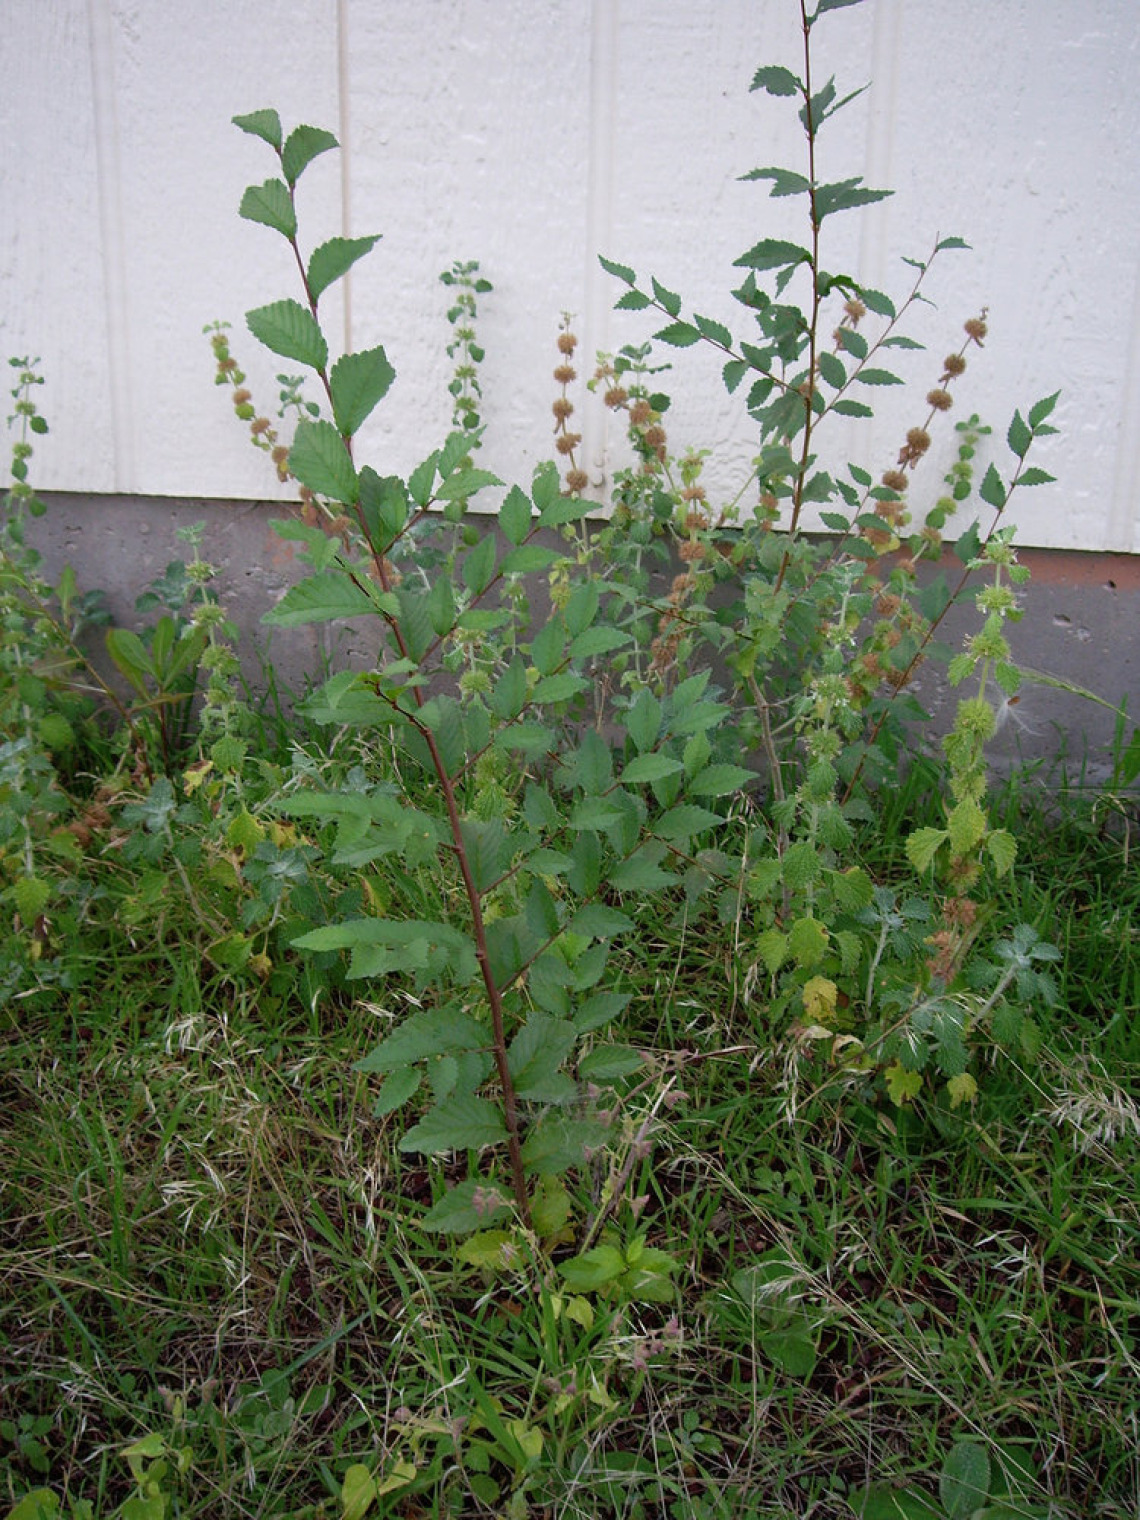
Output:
[{"xmin": 2, "ymin": 1, "xmax": 1138, "ymax": 1515}]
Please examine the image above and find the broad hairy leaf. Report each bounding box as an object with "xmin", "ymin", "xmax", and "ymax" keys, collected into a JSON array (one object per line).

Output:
[
  {"xmin": 262, "ymin": 568, "xmax": 394, "ymax": 626},
  {"xmin": 281, "ymin": 123, "xmax": 338, "ymax": 185},
  {"xmin": 689, "ymin": 762, "xmax": 757, "ymax": 796},
  {"xmin": 232, "ymin": 109, "xmax": 282, "ymax": 148},
  {"xmin": 308, "ymin": 234, "xmax": 382, "ymax": 300},
  {"xmin": 355, "ymin": 1005, "xmax": 489, "ymax": 1074},
  {"xmin": 246, "ymin": 298, "xmax": 327, "ymax": 370},
  {"xmin": 421, "ymin": 1178, "xmax": 512, "ymax": 1234},
  {"xmin": 399, "ymin": 1093, "xmax": 507, "ymax": 1154},
  {"xmin": 435, "ymin": 466, "xmax": 503, "ymax": 503},
  {"xmin": 288, "ymin": 418, "xmax": 358, "ymax": 503},
  {"xmin": 330, "ymin": 346, "xmax": 396, "ymax": 436},
  {"xmin": 940, "ymin": 1440, "xmax": 991, "ymax": 1520},
  {"xmin": 498, "ymin": 484, "xmax": 533, "ymax": 544},
  {"xmin": 238, "ymin": 178, "xmax": 296, "ymax": 239}
]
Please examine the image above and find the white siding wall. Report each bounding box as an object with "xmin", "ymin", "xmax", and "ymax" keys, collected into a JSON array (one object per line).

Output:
[{"xmin": 2, "ymin": 0, "xmax": 1138, "ymax": 550}]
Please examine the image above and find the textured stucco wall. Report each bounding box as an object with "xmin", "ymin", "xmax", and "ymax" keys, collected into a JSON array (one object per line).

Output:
[{"xmin": 2, "ymin": 2, "xmax": 1139, "ymax": 551}]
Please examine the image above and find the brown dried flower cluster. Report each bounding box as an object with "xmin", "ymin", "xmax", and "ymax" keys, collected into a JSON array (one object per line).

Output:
[{"xmin": 552, "ymin": 317, "xmax": 584, "ymax": 495}]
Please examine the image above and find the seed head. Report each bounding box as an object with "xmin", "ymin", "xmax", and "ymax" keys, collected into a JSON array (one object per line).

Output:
[
  {"xmin": 942, "ymin": 353, "xmax": 967, "ymax": 377},
  {"xmin": 629, "ymin": 399, "xmax": 653, "ymax": 427},
  {"xmin": 964, "ymin": 316, "xmax": 988, "ymax": 344},
  {"xmin": 552, "ymin": 396, "xmax": 574, "ymax": 421},
  {"xmin": 557, "ymin": 330, "xmax": 578, "ymax": 355},
  {"xmin": 881, "ymin": 469, "xmax": 908, "ymax": 493},
  {"xmin": 564, "ymin": 467, "xmax": 588, "ymax": 493},
  {"xmin": 555, "ymin": 432, "xmax": 581, "ymax": 455},
  {"xmin": 844, "ymin": 298, "xmax": 867, "ymax": 324},
  {"xmin": 604, "ymin": 386, "xmax": 628, "ymax": 409},
  {"xmin": 927, "ymin": 388, "xmax": 953, "ymax": 412},
  {"xmin": 553, "ymin": 364, "xmax": 576, "ymax": 385}
]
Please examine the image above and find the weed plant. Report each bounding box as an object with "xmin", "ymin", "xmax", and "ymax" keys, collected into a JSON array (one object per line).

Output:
[{"xmin": 2, "ymin": 2, "xmax": 1138, "ymax": 1517}]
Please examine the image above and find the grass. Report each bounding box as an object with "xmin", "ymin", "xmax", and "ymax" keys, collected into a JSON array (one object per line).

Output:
[{"xmin": 2, "ymin": 757, "xmax": 1138, "ymax": 1519}]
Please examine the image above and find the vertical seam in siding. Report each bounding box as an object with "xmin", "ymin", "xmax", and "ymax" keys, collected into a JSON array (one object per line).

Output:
[
  {"xmin": 859, "ymin": 0, "xmax": 902, "ymax": 293},
  {"xmin": 1108, "ymin": 264, "xmax": 1140, "ymax": 553},
  {"xmin": 87, "ymin": 0, "xmax": 135, "ymax": 492},
  {"xmin": 583, "ymin": 0, "xmax": 618, "ymax": 501},
  {"xmin": 337, "ymin": 0, "xmax": 353, "ymax": 356}
]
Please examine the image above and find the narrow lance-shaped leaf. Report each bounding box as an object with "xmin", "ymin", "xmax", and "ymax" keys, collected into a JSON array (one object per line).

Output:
[
  {"xmin": 308, "ymin": 235, "xmax": 382, "ymax": 300},
  {"xmin": 246, "ymin": 298, "xmax": 328, "ymax": 371},
  {"xmin": 239, "ymin": 179, "xmax": 296, "ymax": 239},
  {"xmin": 330, "ymin": 346, "xmax": 396, "ymax": 437}
]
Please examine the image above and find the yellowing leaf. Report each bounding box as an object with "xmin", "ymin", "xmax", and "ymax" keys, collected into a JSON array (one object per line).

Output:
[
  {"xmin": 885, "ymin": 1062, "xmax": 923, "ymax": 1105},
  {"xmin": 802, "ymin": 975, "xmax": 838, "ymax": 1024},
  {"xmin": 947, "ymin": 1072, "xmax": 978, "ymax": 1109}
]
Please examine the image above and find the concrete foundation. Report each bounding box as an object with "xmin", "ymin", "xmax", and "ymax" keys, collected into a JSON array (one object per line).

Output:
[{"xmin": 21, "ymin": 491, "xmax": 1140, "ymax": 791}]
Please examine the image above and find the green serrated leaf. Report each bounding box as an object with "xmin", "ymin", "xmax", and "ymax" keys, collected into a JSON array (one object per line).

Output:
[
  {"xmin": 436, "ymin": 466, "xmax": 502, "ymax": 503},
  {"xmin": 694, "ymin": 312, "xmax": 733, "ymax": 347},
  {"xmin": 653, "ymin": 803, "xmax": 723, "ymax": 840},
  {"xmin": 462, "ymin": 533, "xmax": 497, "ymax": 595},
  {"xmin": 979, "ymin": 462, "xmax": 1006, "ymax": 509},
  {"xmin": 262, "ymin": 568, "xmax": 389, "ymax": 626},
  {"xmin": 421, "ymin": 1178, "xmax": 512, "ymax": 1233},
  {"xmin": 947, "ymin": 798, "xmax": 987, "ymax": 856},
  {"xmin": 655, "ymin": 322, "xmax": 701, "ymax": 348},
  {"xmin": 598, "ymin": 254, "xmax": 637, "ymax": 285},
  {"xmin": 814, "ymin": 178, "xmax": 892, "ymax": 220},
  {"xmin": 906, "ymin": 825, "xmax": 948, "ymax": 875},
  {"xmin": 307, "ymin": 234, "xmax": 382, "ymax": 300},
  {"xmin": 238, "ymin": 178, "xmax": 296, "ymax": 238},
  {"xmin": 281, "ymin": 123, "xmax": 338, "ymax": 185},
  {"xmin": 733, "ymin": 238, "xmax": 811, "ymax": 272},
  {"xmin": 756, "ymin": 927, "xmax": 788, "ymax": 976},
  {"xmin": 986, "ymin": 828, "xmax": 1018, "ymax": 876},
  {"xmin": 1028, "ymin": 390, "xmax": 1060, "ymax": 428},
  {"xmin": 287, "ymin": 418, "xmax": 358, "ymax": 504},
  {"xmin": 330, "ymin": 346, "xmax": 396, "ymax": 436},
  {"xmin": 1006, "ymin": 410, "xmax": 1032, "ymax": 458},
  {"xmin": 1017, "ymin": 467, "xmax": 1055, "ymax": 487},
  {"xmin": 741, "ymin": 166, "xmax": 811, "ymax": 197},
  {"xmin": 621, "ymin": 752, "xmax": 683, "ymax": 785},
  {"xmin": 689, "ymin": 763, "xmax": 757, "ymax": 797},
  {"xmin": 817, "ymin": 350, "xmax": 846, "ymax": 389},
  {"xmin": 855, "ymin": 368, "xmax": 903, "ymax": 386},
  {"xmin": 399, "ymin": 1092, "xmax": 506, "ymax": 1154},
  {"xmin": 750, "ymin": 64, "xmax": 801, "ymax": 96},
  {"xmin": 246, "ymin": 298, "xmax": 327, "ymax": 370},
  {"xmin": 233, "ymin": 108, "xmax": 283, "ymax": 148},
  {"xmin": 499, "ymin": 484, "xmax": 533, "ymax": 545}
]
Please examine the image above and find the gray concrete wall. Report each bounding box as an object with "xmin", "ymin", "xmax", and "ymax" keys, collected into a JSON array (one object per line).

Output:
[{"xmin": 23, "ymin": 491, "xmax": 1140, "ymax": 790}]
